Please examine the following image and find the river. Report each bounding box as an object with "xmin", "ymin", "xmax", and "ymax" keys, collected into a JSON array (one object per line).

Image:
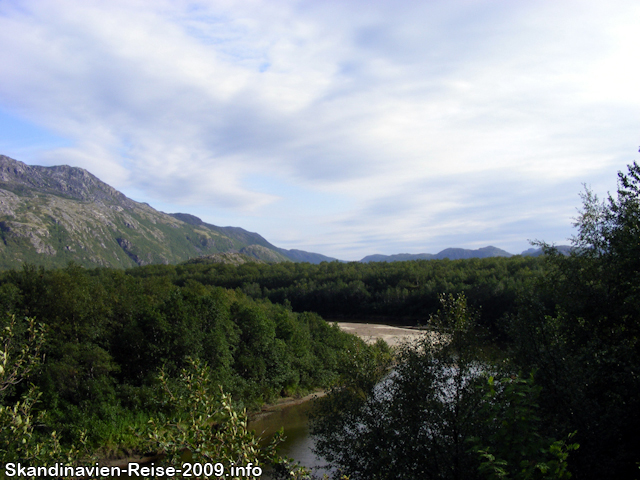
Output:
[
  {"xmin": 249, "ymin": 394, "xmax": 328, "ymax": 476},
  {"xmin": 248, "ymin": 321, "xmax": 426, "ymax": 476}
]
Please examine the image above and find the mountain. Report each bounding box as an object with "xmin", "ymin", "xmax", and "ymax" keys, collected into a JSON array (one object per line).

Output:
[
  {"xmin": 520, "ymin": 245, "xmax": 572, "ymax": 256},
  {"xmin": 435, "ymin": 246, "xmax": 513, "ymax": 260},
  {"xmin": 360, "ymin": 245, "xmax": 575, "ymax": 263},
  {"xmin": 274, "ymin": 248, "xmax": 338, "ymax": 264},
  {"xmin": 167, "ymin": 212, "xmax": 337, "ymax": 264},
  {"xmin": 0, "ymin": 155, "xmax": 333, "ymax": 269},
  {"xmin": 360, "ymin": 253, "xmax": 435, "ymax": 263},
  {"xmin": 360, "ymin": 246, "xmax": 513, "ymax": 263}
]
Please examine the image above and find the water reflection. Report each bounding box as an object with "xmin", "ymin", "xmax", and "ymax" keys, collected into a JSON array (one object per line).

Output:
[{"xmin": 250, "ymin": 397, "xmax": 329, "ymax": 476}]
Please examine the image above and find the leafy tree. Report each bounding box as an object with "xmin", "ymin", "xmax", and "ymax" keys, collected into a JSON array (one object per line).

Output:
[
  {"xmin": 0, "ymin": 321, "xmax": 315, "ymax": 480},
  {"xmin": 312, "ymin": 294, "xmax": 580, "ymax": 480},
  {"xmin": 311, "ymin": 294, "xmax": 487, "ymax": 480},
  {"xmin": 509, "ymin": 162, "xmax": 640, "ymax": 478},
  {"xmin": 0, "ymin": 315, "xmax": 88, "ymax": 475},
  {"xmin": 145, "ymin": 358, "xmax": 311, "ymax": 480},
  {"xmin": 470, "ymin": 373, "xmax": 579, "ymax": 480},
  {"xmin": 0, "ymin": 315, "xmax": 48, "ymax": 462}
]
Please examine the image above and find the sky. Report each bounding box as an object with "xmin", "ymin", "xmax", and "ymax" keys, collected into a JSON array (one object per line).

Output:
[{"xmin": 0, "ymin": 0, "xmax": 638, "ymax": 261}]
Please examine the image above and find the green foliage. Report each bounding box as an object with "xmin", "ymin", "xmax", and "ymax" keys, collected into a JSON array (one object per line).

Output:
[
  {"xmin": 131, "ymin": 254, "xmax": 543, "ymax": 334},
  {"xmin": 508, "ymin": 162, "xmax": 640, "ymax": 479},
  {"xmin": 470, "ymin": 373, "xmax": 579, "ymax": 480},
  {"xmin": 0, "ymin": 315, "xmax": 45, "ymax": 399},
  {"xmin": 0, "ymin": 263, "xmax": 359, "ymax": 452},
  {"xmin": 312, "ymin": 294, "xmax": 490, "ymax": 480},
  {"xmin": 311, "ymin": 295, "xmax": 580, "ymax": 480},
  {"xmin": 0, "ymin": 321, "xmax": 314, "ymax": 480},
  {"xmin": 0, "ymin": 315, "xmax": 89, "ymax": 475},
  {"xmin": 145, "ymin": 358, "xmax": 311, "ymax": 480}
]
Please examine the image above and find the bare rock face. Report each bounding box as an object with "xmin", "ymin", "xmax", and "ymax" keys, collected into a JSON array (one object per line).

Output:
[
  {"xmin": 0, "ymin": 155, "xmax": 136, "ymax": 207},
  {"xmin": 0, "ymin": 155, "xmax": 292, "ymax": 269}
]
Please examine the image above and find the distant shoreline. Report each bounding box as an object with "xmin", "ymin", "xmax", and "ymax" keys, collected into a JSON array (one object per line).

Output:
[{"xmin": 335, "ymin": 321, "xmax": 427, "ymax": 347}]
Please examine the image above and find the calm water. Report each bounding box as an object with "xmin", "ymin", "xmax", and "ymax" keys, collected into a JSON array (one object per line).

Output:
[{"xmin": 250, "ymin": 396, "xmax": 329, "ymax": 476}]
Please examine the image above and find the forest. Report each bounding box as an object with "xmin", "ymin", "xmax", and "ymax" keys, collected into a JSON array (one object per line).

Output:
[
  {"xmin": 1, "ymin": 163, "xmax": 640, "ymax": 479},
  {"xmin": 131, "ymin": 252, "xmax": 544, "ymax": 330}
]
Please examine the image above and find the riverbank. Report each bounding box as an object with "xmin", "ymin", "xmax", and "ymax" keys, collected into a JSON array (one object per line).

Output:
[
  {"xmin": 250, "ymin": 390, "xmax": 326, "ymax": 423},
  {"xmin": 98, "ymin": 321, "xmax": 418, "ymax": 468},
  {"xmin": 252, "ymin": 322, "xmax": 425, "ymax": 424},
  {"xmin": 252, "ymin": 322, "xmax": 424, "ymax": 422},
  {"xmin": 335, "ymin": 321, "xmax": 427, "ymax": 347}
]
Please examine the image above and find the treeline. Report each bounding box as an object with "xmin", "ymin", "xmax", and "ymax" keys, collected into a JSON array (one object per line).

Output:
[
  {"xmin": 0, "ymin": 265, "xmax": 363, "ymax": 449},
  {"xmin": 0, "ymin": 239, "xmax": 549, "ymax": 455},
  {"xmin": 128, "ymin": 254, "xmax": 545, "ymax": 332}
]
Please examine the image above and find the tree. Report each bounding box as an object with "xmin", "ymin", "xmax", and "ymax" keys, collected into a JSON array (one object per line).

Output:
[
  {"xmin": 509, "ymin": 162, "xmax": 640, "ymax": 479},
  {"xmin": 470, "ymin": 373, "xmax": 578, "ymax": 480},
  {"xmin": 312, "ymin": 294, "xmax": 580, "ymax": 480},
  {"xmin": 145, "ymin": 357, "xmax": 311, "ymax": 480},
  {"xmin": 311, "ymin": 295, "xmax": 488, "ymax": 480},
  {"xmin": 0, "ymin": 315, "xmax": 87, "ymax": 474}
]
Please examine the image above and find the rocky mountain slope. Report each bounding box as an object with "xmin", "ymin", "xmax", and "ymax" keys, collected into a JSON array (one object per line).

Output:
[
  {"xmin": 0, "ymin": 154, "xmax": 567, "ymax": 270},
  {"xmin": 0, "ymin": 155, "xmax": 330, "ymax": 269},
  {"xmin": 167, "ymin": 212, "xmax": 336, "ymax": 264}
]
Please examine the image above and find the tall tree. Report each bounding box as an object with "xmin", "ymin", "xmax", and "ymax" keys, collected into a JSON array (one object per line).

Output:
[{"xmin": 511, "ymin": 162, "xmax": 640, "ymax": 479}]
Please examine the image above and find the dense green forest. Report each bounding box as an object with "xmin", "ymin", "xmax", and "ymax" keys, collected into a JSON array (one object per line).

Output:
[
  {"xmin": 2, "ymin": 164, "xmax": 640, "ymax": 479},
  {"xmin": 0, "ymin": 252, "xmax": 534, "ymax": 447},
  {"xmin": 131, "ymin": 253, "xmax": 545, "ymax": 333},
  {"xmin": 0, "ymin": 265, "xmax": 367, "ymax": 456}
]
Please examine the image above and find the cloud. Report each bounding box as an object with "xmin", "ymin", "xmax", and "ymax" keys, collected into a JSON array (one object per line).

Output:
[{"xmin": 0, "ymin": 0, "xmax": 638, "ymax": 259}]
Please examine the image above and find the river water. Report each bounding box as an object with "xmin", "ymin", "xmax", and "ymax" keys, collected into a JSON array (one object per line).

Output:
[
  {"xmin": 248, "ymin": 322, "xmax": 426, "ymax": 476},
  {"xmin": 249, "ymin": 396, "xmax": 328, "ymax": 476}
]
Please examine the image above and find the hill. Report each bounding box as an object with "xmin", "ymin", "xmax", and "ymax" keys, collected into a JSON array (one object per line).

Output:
[
  {"xmin": 360, "ymin": 246, "xmax": 513, "ymax": 262},
  {"xmin": 0, "ymin": 154, "xmax": 567, "ymax": 270},
  {"xmin": 0, "ymin": 155, "xmax": 331, "ymax": 269}
]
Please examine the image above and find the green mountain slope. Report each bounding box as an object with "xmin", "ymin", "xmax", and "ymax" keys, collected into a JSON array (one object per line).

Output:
[
  {"xmin": 168, "ymin": 213, "xmax": 338, "ymax": 264},
  {"xmin": 0, "ymin": 155, "xmax": 308, "ymax": 269}
]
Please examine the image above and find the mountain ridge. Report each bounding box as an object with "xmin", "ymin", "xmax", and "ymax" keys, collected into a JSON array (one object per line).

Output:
[
  {"xmin": 360, "ymin": 245, "xmax": 513, "ymax": 263},
  {"xmin": 0, "ymin": 155, "xmax": 331, "ymax": 269},
  {"xmin": 0, "ymin": 154, "xmax": 569, "ymax": 270},
  {"xmin": 359, "ymin": 244, "xmax": 570, "ymax": 262}
]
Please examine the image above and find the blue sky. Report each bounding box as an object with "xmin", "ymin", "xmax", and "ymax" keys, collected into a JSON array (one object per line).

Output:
[{"xmin": 0, "ymin": 0, "xmax": 638, "ymax": 260}]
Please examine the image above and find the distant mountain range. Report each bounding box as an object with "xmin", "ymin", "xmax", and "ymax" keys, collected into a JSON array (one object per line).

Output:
[
  {"xmin": 359, "ymin": 245, "xmax": 570, "ymax": 262},
  {"xmin": 361, "ymin": 246, "xmax": 512, "ymax": 262},
  {"xmin": 0, "ymin": 154, "xmax": 569, "ymax": 270}
]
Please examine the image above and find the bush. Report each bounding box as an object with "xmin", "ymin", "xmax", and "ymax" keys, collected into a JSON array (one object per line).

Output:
[
  {"xmin": 145, "ymin": 357, "xmax": 311, "ymax": 480},
  {"xmin": 312, "ymin": 295, "xmax": 487, "ymax": 480},
  {"xmin": 311, "ymin": 295, "xmax": 578, "ymax": 480}
]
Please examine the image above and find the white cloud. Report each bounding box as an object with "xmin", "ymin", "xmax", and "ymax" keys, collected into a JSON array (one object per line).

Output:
[{"xmin": 0, "ymin": 0, "xmax": 637, "ymax": 260}]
